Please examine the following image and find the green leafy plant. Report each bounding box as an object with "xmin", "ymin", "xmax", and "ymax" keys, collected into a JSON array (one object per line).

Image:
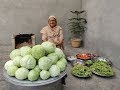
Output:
[{"xmin": 68, "ymin": 10, "xmax": 87, "ymax": 38}]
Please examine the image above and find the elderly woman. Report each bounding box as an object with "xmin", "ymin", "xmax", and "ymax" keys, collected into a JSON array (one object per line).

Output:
[{"xmin": 40, "ymin": 15, "xmax": 64, "ymax": 49}]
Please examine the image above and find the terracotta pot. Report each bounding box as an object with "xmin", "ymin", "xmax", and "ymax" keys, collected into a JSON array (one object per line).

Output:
[{"xmin": 71, "ymin": 38, "xmax": 82, "ymax": 48}]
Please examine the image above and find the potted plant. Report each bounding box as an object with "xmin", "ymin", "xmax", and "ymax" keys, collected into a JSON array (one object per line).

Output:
[{"xmin": 68, "ymin": 10, "xmax": 87, "ymax": 48}]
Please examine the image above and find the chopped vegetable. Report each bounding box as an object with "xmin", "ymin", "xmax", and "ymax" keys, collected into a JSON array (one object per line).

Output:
[
  {"xmin": 71, "ymin": 64, "xmax": 92, "ymax": 77},
  {"xmin": 85, "ymin": 60, "xmax": 93, "ymax": 66},
  {"xmin": 90, "ymin": 61, "xmax": 114, "ymax": 76}
]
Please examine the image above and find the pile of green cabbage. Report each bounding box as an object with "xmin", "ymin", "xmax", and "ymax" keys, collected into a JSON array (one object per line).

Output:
[{"xmin": 4, "ymin": 41, "xmax": 67, "ymax": 81}]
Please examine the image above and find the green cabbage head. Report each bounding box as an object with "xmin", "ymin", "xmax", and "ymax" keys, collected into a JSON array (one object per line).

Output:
[
  {"xmin": 56, "ymin": 60, "xmax": 66, "ymax": 72},
  {"xmin": 7, "ymin": 65, "xmax": 18, "ymax": 76},
  {"xmin": 13, "ymin": 56, "xmax": 22, "ymax": 67},
  {"xmin": 39, "ymin": 57, "xmax": 52, "ymax": 70},
  {"xmin": 41, "ymin": 41, "xmax": 56, "ymax": 54},
  {"xmin": 4, "ymin": 60, "xmax": 14, "ymax": 70},
  {"xmin": 20, "ymin": 55, "xmax": 36, "ymax": 69},
  {"xmin": 31, "ymin": 45, "xmax": 45, "ymax": 60},
  {"xmin": 15, "ymin": 67, "xmax": 29, "ymax": 80},
  {"xmin": 33, "ymin": 65, "xmax": 41, "ymax": 74},
  {"xmin": 47, "ymin": 53, "xmax": 58, "ymax": 64},
  {"xmin": 28, "ymin": 70, "xmax": 39, "ymax": 81},
  {"xmin": 55, "ymin": 48, "xmax": 65, "ymax": 59},
  {"xmin": 59, "ymin": 58, "xmax": 67, "ymax": 65},
  {"xmin": 10, "ymin": 49, "xmax": 21, "ymax": 60},
  {"xmin": 20, "ymin": 46, "xmax": 31, "ymax": 56},
  {"xmin": 49, "ymin": 65, "xmax": 60, "ymax": 77},
  {"xmin": 40, "ymin": 70, "xmax": 50, "ymax": 80}
]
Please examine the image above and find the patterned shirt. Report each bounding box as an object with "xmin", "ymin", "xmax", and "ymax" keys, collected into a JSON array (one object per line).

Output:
[{"xmin": 40, "ymin": 25, "xmax": 64, "ymax": 45}]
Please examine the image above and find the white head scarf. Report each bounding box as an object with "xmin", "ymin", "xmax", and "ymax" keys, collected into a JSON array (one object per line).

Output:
[
  {"xmin": 48, "ymin": 15, "xmax": 57, "ymax": 21},
  {"xmin": 48, "ymin": 15, "xmax": 57, "ymax": 28}
]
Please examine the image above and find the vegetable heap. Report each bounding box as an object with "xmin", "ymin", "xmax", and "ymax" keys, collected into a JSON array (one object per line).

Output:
[
  {"xmin": 90, "ymin": 61, "xmax": 114, "ymax": 76},
  {"xmin": 4, "ymin": 41, "xmax": 67, "ymax": 81},
  {"xmin": 71, "ymin": 64, "xmax": 92, "ymax": 77},
  {"xmin": 85, "ymin": 60, "xmax": 93, "ymax": 66}
]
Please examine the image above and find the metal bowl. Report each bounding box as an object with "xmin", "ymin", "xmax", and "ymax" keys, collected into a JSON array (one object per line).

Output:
[
  {"xmin": 93, "ymin": 57, "xmax": 112, "ymax": 65},
  {"xmin": 67, "ymin": 56, "xmax": 77, "ymax": 62},
  {"xmin": 71, "ymin": 59, "xmax": 85, "ymax": 66}
]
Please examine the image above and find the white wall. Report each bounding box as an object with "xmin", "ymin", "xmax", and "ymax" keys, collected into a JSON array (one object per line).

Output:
[{"xmin": 83, "ymin": 0, "xmax": 120, "ymax": 69}]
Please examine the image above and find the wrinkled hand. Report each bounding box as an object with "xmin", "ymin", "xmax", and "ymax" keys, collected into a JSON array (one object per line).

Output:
[
  {"xmin": 54, "ymin": 38, "xmax": 61, "ymax": 45},
  {"xmin": 54, "ymin": 40, "xmax": 60, "ymax": 45}
]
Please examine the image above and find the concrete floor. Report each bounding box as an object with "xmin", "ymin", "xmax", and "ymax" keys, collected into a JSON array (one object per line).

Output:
[{"xmin": 0, "ymin": 45, "xmax": 120, "ymax": 90}]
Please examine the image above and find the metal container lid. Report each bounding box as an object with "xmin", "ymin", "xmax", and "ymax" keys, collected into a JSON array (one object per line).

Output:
[{"xmin": 3, "ymin": 68, "xmax": 67, "ymax": 86}]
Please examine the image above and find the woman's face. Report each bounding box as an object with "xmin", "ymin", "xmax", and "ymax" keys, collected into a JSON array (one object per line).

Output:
[{"xmin": 48, "ymin": 17, "xmax": 57, "ymax": 28}]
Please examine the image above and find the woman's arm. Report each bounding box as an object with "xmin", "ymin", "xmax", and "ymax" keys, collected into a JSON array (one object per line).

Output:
[
  {"xmin": 41, "ymin": 34, "xmax": 48, "ymax": 41},
  {"xmin": 40, "ymin": 28, "xmax": 48, "ymax": 41},
  {"xmin": 59, "ymin": 29, "xmax": 64, "ymax": 44}
]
